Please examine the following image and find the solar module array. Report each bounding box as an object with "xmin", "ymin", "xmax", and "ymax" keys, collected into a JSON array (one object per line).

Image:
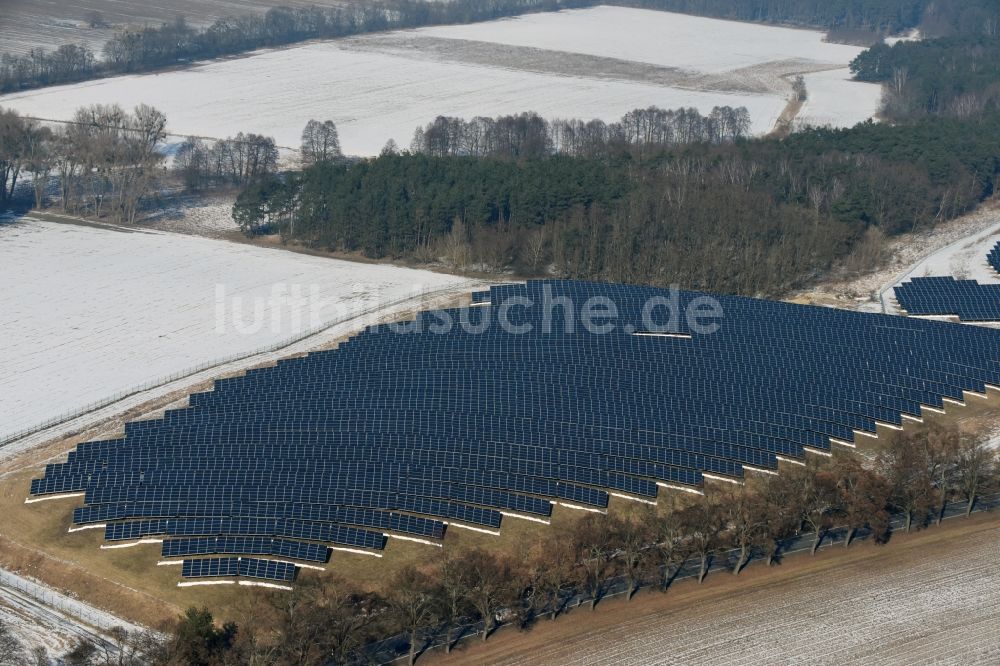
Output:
[
  {"xmin": 29, "ymin": 280, "xmax": 1000, "ymax": 584},
  {"xmin": 894, "ymin": 276, "xmax": 1000, "ymax": 322},
  {"xmin": 990, "ymin": 241, "xmax": 1000, "ymax": 276}
]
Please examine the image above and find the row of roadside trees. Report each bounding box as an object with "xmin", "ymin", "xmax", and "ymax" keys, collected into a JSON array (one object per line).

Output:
[{"xmin": 364, "ymin": 422, "xmax": 998, "ymax": 666}]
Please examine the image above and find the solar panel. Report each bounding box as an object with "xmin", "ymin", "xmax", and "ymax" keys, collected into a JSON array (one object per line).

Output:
[
  {"xmin": 181, "ymin": 557, "xmax": 296, "ymax": 582},
  {"xmin": 30, "ymin": 279, "xmax": 1000, "ymax": 586},
  {"xmin": 989, "ymin": 241, "xmax": 1000, "ymax": 276},
  {"xmin": 894, "ymin": 276, "xmax": 1000, "ymax": 322},
  {"xmin": 163, "ymin": 537, "xmax": 329, "ymax": 563}
]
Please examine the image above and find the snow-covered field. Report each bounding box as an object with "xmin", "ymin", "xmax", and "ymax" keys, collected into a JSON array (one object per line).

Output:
[
  {"xmin": 797, "ymin": 67, "xmax": 883, "ymax": 129},
  {"xmin": 0, "ymin": 217, "xmax": 467, "ymax": 442},
  {"xmin": 0, "ymin": 0, "xmax": 353, "ymax": 57},
  {"xmin": 416, "ymin": 7, "xmax": 866, "ymax": 73},
  {"xmin": 142, "ymin": 193, "xmax": 241, "ymax": 238},
  {"xmin": 0, "ymin": 7, "xmax": 881, "ymax": 155}
]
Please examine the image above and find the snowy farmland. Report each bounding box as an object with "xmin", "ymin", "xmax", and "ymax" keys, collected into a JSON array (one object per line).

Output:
[
  {"xmin": 0, "ymin": 0, "xmax": 355, "ymax": 57},
  {"xmin": 0, "ymin": 217, "xmax": 468, "ymax": 442},
  {"xmin": 0, "ymin": 7, "xmax": 882, "ymax": 155}
]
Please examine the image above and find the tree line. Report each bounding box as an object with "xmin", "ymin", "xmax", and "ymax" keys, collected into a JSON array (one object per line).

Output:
[
  {"xmin": 617, "ymin": 0, "xmax": 998, "ymax": 37},
  {"xmin": 409, "ymin": 106, "xmax": 751, "ymax": 159},
  {"xmin": 4, "ymin": 0, "xmax": 998, "ymax": 95},
  {"xmin": 0, "ymin": 104, "xmax": 291, "ymax": 220},
  {"xmin": 234, "ymin": 110, "xmax": 1000, "ymax": 296},
  {"xmin": 0, "ymin": 0, "xmax": 594, "ymax": 93},
  {"xmin": 174, "ymin": 134, "xmax": 280, "ymax": 191},
  {"xmin": 12, "ymin": 422, "xmax": 993, "ymax": 666},
  {"xmin": 851, "ymin": 35, "xmax": 1000, "ymax": 120}
]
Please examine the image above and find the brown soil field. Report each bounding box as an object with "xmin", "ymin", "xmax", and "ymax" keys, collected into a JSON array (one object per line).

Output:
[{"xmin": 429, "ymin": 512, "xmax": 1000, "ymax": 665}]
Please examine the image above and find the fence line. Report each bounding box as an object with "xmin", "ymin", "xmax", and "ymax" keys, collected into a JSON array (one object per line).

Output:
[
  {"xmin": 0, "ymin": 567, "xmax": 146, "ymax": 639},
  {"xmin": 0, "ymin": 281, "xmax": 480, "ymax": 448}
]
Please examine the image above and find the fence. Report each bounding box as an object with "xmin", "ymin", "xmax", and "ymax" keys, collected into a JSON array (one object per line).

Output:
[
  {"xmin": 371, "ymin": 492, "xmax": 1000, "ymax": 664},
  {"xmin": 0, "ymin": 567, "xmax": 145, "ymax": 639},
  {"xmin": 0, "ymin": 281, "xmax": 480, "ymax": 448}
]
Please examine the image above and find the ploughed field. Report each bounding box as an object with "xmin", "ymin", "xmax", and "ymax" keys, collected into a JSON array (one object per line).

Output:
[{"xmin": 433, "ymin": 516, "xmax": 1000, "ymax": 665}]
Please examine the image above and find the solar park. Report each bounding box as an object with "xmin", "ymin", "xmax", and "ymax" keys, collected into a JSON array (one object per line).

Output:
[
  {"xmin": 894, "ymin": 276, "xmax": 1000, "ymax": 323},
  {"xmin": 26, "ymin": 280, "xmax": 1000, "ymax": 585}
]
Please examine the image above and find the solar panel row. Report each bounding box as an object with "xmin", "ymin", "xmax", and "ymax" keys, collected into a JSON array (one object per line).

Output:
[
  {"xmin": 894, "ymin": 276, "xmax": 1000, "ymax": 322},
  {"xmin": 990, "ymin": 241, "xmax": 1000, "ymax": 276},
  {"xmin": 163, "ymin": 536, "xmax": 328, "ymax": 563},
  {"xmin": 30, "ymin": 280, "xmax": 1000, "ymax": 584},
  {"xmin": 107, "ymin": 517, "xmax": 387, "ymax": 550},
  {"xmin": 181, "ymin": 557, "xmax": 296, "ymax": 582}
]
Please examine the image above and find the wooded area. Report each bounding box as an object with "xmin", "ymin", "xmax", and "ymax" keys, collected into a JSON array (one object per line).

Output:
[
  {"xmin": 852, "ymin": 35, "xmax": 1000, "ymax": 119},
  {"xmin": 6, "ymin": 423, "xmax": 992, "ymax": 666},
  {"xmin": 619, "ymin": 0, "xmax": 998, "ymax": 36},
  {"xmin": 233, "ymin": 110, "xmax": 1000, "ymax": 296}
]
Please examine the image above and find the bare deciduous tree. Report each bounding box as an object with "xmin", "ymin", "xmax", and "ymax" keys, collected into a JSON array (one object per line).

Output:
[
  {"xmin": 831, "ymin": 454, "xmax": 891, "ymax": 546},
  {"xmin": 301, "ymin": 119, "xmax": 342, "ymax": 165},
  {"xmin": 614, "ymin": 514, "xmax": 653, "ymax": 599},
  {"xmin": 460, "ymin": 548, "xmax": 512, "ymax": 642},
  {"xmin": 678, "ymin": 495, "xmax": 724, "ymax": 583},
  {"xmin": 954, "ymin": 433, "xmax": 998, "ymax": 516},
  {"xmin": 723, "ymin": 484, "xmax": 766, "ymax": 574},
  {"xmin": 880, "ymin": 428, "xmax": 936, "ymax": 531},
  {"xmin": 572, "ymin": 513, "xmax": 619, "ymax": 609},
  {"xmin": 434, "ymin": 551, "xmax": 472, "ymax": 653},
  {"xmin": 388, "ymin": 565, "xmax": 439, "ymax": 666}
]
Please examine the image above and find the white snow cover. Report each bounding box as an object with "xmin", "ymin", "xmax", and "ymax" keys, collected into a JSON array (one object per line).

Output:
[
  {"xmin": 418, "ymin": 6, "xmax": 867, "ymax": 73},
  {"xmin": 0, "ymin": 218, "xmax": 467, "ymax": 441},
  {"xmin": 797, "ymin": 68, "xmax": 885, "ymax": 129},
  {"xmin": 0, "ymin": 7, "xmax": 881, "ymax": 155}
]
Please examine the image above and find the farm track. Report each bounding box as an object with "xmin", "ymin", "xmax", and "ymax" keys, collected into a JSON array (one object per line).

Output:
[
  {"xmin": 346, "ymin": 35, "xmax": 843, "ymax": 96},
  {"xmin": 430, "ymin": 515, "xmax": 1000, "ymax": 665}
]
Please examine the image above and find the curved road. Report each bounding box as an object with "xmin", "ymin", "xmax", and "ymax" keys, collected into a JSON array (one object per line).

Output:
[{"xmin": 878, "ymin": 218, "xmax": 1000, "ymax": 314}]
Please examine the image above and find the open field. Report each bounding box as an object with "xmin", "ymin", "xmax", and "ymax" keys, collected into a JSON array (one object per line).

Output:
[
  {"xmin": 0, "ymin": 7, "xmax": 882, "ymax": 154},
  {"xmin": 0, "ymin": 0, "xmax": 355, "ymax": 57},
  {"xmin": 0, "ymin": 216, "xmax": 467, "ymax": 442},
  {"xmin": 796, "ymin": 67, "xmax": 883, "ymax": 129},
  {"xmin": 429, "ymin": 512, "xmax": 1000, "ymax": 665}
]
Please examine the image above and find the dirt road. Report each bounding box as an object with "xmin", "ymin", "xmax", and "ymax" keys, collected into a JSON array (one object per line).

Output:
[{"xmin": 430, "ymin": 513, "xmax": 1000, "ymax": 665}]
